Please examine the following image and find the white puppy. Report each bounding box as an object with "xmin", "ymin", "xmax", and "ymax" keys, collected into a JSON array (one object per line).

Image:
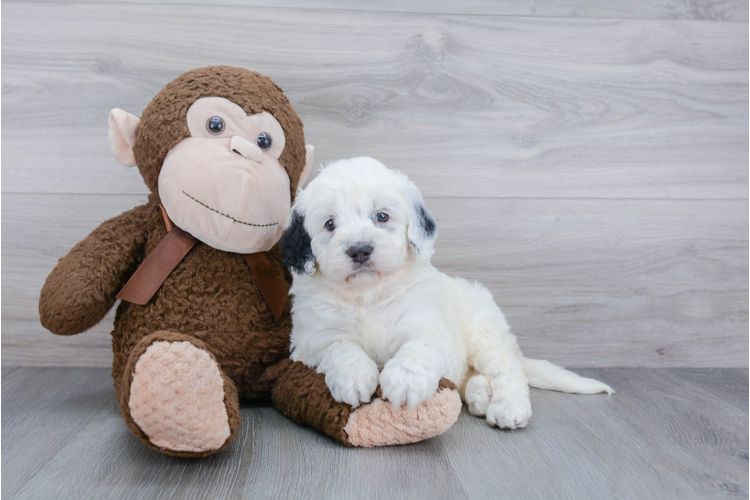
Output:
[{"xmin": 280, "ymin": 157, "xmax": 612, "ymax": 429}]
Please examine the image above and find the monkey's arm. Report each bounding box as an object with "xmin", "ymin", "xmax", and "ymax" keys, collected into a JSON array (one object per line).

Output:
[{"xmin": 39, "ymin": 205, "xmax": 151, "ymax": 336}]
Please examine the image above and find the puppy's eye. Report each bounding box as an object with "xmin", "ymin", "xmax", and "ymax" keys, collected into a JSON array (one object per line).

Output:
[
  {"xmin": 325, "ymin": 219, "xmax": 335, "ymax": 231},
  {"xmin": 376, "ymin": 213, "xmax": 389, "ymax": 222},
  {"xmin": 256, "ymin": 132, "xmax": 272, "ymax": 150},
  {"xmin": 206, "ymin": 116, "xmax": 225, "ymax": 135}
]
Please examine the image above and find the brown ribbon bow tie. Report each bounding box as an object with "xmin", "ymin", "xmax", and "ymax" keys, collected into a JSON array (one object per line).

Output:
[{"xmin": 116, "ymin": 206, "xmax": 286, "ymax": 322}]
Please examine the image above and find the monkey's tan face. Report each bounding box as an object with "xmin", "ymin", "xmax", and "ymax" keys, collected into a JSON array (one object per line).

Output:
[{"xmin": 158, "ymin": 97, "xmax": 292, "ymax": 253}]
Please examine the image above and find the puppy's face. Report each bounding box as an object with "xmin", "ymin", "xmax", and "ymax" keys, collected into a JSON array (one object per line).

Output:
[{"xmin": 281, "ymin": 157, "xmax": 437, "ymax": 285}]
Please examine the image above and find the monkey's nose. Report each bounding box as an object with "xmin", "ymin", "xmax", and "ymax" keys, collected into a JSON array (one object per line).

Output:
[
  {"xmin": 230, "ymin": 135, "xmax": 263, "ymax": 162},
  {"xmin": 347, "ymin": 244, "xmax": 374, "ymax": 264}
]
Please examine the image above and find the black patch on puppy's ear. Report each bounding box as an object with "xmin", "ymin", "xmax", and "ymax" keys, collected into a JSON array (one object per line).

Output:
[
  {"xmin": 280, "ymin": 210, "xmax": 314, "ymax": 275},
  {"xmin": 416, "ymin": 203, "xmax": 436, "ymax": 237}
]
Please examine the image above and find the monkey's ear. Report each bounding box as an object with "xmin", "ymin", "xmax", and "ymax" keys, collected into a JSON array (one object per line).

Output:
[
  {"xmin": 296, "ymin": 145, "xmax": 315, "ymax": 189},
  {"xmin": 108, "ymin": 108, "xmax": 141, "ymax": 167},
  {"xmin": 280, "ymin": 210, "xmax": 315, "ymax": 276}
]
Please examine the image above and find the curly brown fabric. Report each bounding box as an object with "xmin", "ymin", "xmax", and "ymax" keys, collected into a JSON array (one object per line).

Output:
[
  {"xmin": 271, "ymin": 359, "xmax": 355, "ymax": 445},
  {"xmin": 133, "ymin": 66, "xmax": 306, "ymax": 199},
  {"xmin": 39, "ymin": 205, "xmax": 151, "ymax": 336},
  {"xmin": 38, "ymin": 67, "xmax": 331, "ymax": 457},
  {"xmin": 107, "ymin": 202, "xmax": 294, "ymax": 403}
]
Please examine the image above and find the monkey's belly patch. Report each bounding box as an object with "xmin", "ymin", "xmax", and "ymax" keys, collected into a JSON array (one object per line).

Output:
[{"xmin": 128, "ymin": 341, "xmax": 231, "ymax": 453}]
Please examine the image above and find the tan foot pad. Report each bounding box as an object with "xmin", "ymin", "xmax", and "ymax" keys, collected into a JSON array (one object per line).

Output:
[
  {"xmin": 129, "ymin": 341, "xmax": 231, "ymax": 453},
  {"xmin": 344, "ymin": 386, "xmax": 462, "ymax": 447}
]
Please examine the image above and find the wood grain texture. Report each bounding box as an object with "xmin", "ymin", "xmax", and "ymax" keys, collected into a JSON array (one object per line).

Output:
[
  {"xmin": 3, "ymin": 0, "xmax": 747, "ymax": 22},
  {"xmin": 0, "ymin": 368, "xmax": 115, "ymax": 499},
  {"xmin": 442, "ymin": 368, "xmax": 749, "ymax": 499},
  {"xmin": 2, "ymin": 3, "xmax": 747, "ymax": 199},
  {"xmin": 3, "ymin": 193, "xmax": 746, "ymax": 368},
  {"xmin": 1, "ymin": 2, "xmax": 747, "ymax": 369},
  {"xmin": 2, "ymin": 367, "xmax": 747, "ymax": 499}
]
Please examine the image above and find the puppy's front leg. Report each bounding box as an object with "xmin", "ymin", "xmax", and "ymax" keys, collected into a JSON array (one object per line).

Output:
[
  {"xmin": 317, "ymin": 341, "xmax": 380, "ymax": 408},
  {"xmin": 380, "ymin": 338, "xmax": 446, "ymax": 409}
]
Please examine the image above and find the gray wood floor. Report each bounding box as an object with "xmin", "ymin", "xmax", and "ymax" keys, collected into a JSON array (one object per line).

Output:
[{"xmin": 2, "ymin": 367, "xmax": 747, "ymax": 499}]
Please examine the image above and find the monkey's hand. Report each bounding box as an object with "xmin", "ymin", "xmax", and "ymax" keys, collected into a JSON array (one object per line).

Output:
[{"xmin": 39, "ymin": 205, "xmax": 151, "ymax": 336}]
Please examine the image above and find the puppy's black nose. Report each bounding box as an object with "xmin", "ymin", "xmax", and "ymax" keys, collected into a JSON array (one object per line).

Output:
[{"xmin": 347, "ymin": 244, "xmax": 373, "ymax": 264}]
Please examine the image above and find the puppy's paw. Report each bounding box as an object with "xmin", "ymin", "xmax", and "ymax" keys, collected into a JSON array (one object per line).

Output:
[
  {"xmin": 464, "ymin": 374, "xmax": 492, "ymax": 417},
  {"xmin": 380, "ymin": 358, "xmax": 441, "ymax": 409},
  {"xmin": 486, "ymin": 396, "xmax": 532, "ymax": 429},
  {"xmin": 325, "ymin": 359, "xmax": 380, "ymax": 408}
]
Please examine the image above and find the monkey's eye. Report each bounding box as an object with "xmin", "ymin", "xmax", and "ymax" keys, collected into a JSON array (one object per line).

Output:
[
  {"xmin": 325, "ymin": 219, "xmax": 335, "ymax": 231},
  {"xmin": 256, "ymin": 132, "xmax": 272, "ymax": 150},
  {"xmin": 376, "ymin": 213, "xmax": 389, "ymax": 222},
  {"xmin": 206, "ymin": 116, "xmax": 225, "ymax": 135}
]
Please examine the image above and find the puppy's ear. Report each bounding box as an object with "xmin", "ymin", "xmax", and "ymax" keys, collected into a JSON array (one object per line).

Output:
[
  {"xmin": 280, "ymin": 210, "xmax": 315, "ymax": 275},
  {"xmin": 404, "ymin": 182, "xmax": 438, "ymax": 261}
]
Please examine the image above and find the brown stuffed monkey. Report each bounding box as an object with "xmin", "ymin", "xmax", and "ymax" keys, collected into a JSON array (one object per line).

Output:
[{"xmin": 38, "ymin": 66, "xmax": 461, "ymax": 457}]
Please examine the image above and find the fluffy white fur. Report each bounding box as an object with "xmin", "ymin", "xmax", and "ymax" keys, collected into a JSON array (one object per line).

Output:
[{"xmin": 284, "ymin": 157, "xmax": 612, "ymax": 429}]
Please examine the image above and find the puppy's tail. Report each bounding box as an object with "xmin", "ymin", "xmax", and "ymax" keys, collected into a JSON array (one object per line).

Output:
[{"xmin": 520, "ymin": 356, "xmax": 613, "ymax": 395}]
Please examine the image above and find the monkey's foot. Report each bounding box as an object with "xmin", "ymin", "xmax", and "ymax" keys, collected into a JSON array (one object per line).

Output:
[
  {"xmin": 271, "ymin": 360, "xmax": 460, "ymax": 447},
  {"xmin": 122, "ymin": 332, "xmax": 240, "ymax": 457},
  {"xmin": 343, "ymin": 379, "xmax": 462, "ymax": 447}
]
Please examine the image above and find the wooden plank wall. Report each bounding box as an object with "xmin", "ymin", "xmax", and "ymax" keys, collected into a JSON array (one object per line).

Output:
[{"xmin": 2, "ymin": 0, "xmax": 747, "ymax": 368}]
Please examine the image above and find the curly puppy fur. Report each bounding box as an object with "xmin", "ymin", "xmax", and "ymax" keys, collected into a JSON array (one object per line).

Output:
[{"xmin": 283, "ymin": 158, "xmax": 613, "ymax": 431}]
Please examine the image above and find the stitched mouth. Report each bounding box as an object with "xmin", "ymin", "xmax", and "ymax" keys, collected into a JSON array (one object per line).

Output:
[{"xmin": 182, "ymin": 191, "xmax": 278, "ymax": 228}]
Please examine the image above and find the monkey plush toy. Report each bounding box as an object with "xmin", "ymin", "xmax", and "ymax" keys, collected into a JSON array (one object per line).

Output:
[{"xmin": 38, "ymin": 66, "xmax": 461, "ymax": 457}]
